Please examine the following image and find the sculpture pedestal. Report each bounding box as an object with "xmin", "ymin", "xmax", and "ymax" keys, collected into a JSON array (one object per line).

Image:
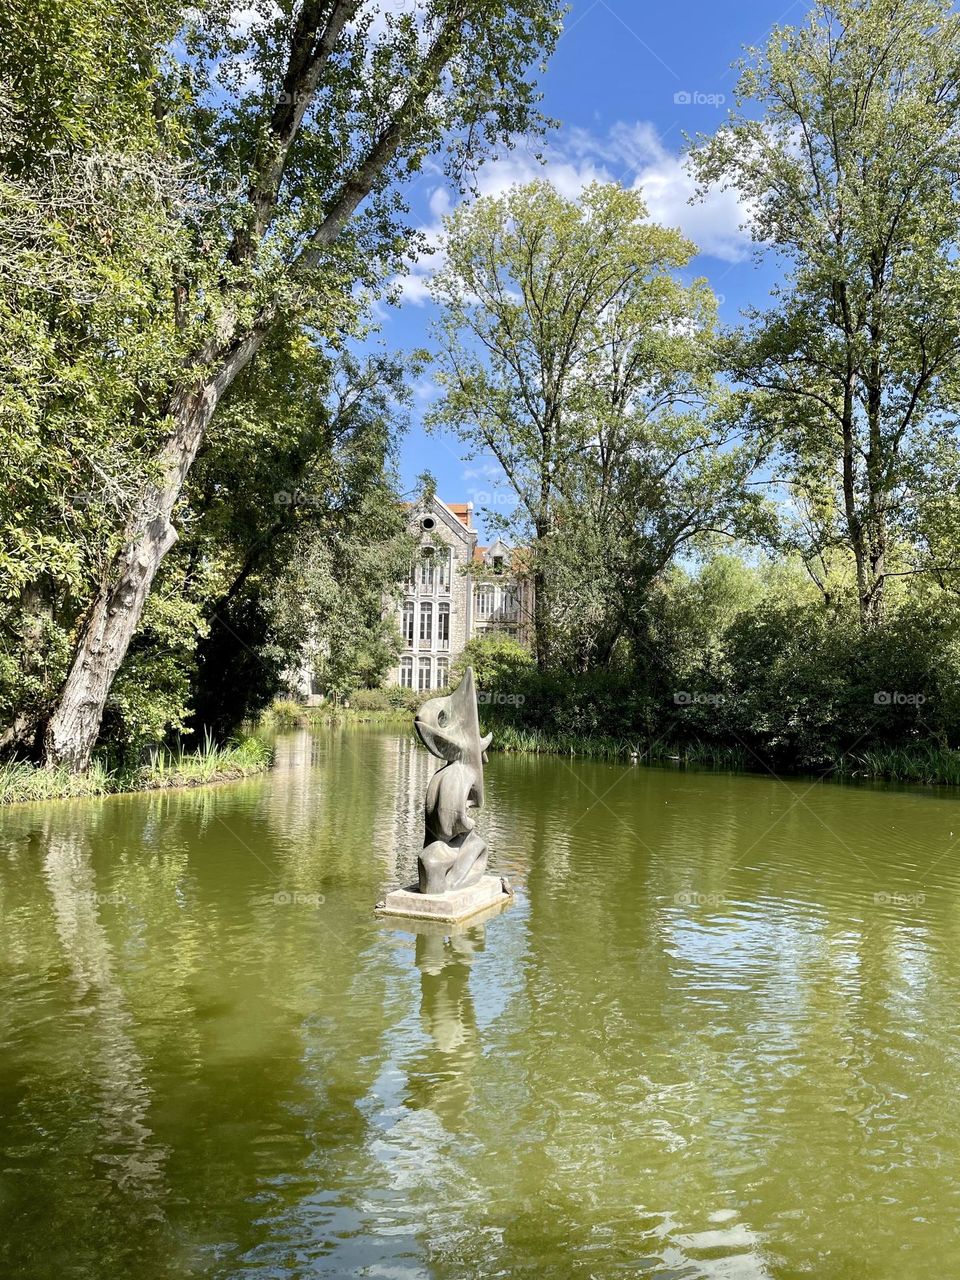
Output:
[{"xmin": 377, "ymin": 874, "xmax": 508, "ymax": 924}]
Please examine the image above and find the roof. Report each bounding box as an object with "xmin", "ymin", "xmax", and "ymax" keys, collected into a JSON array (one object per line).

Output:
[
  {"xmin": 473, "ymin": 543, "xmax": 530, "ymax": 573},
  {"xmin": 444, "ymin": 502, "xmax": 472, "ymax": 528},
  {"xmin": 402, "ymin": 497, "xmax": 474, "ymax": 530}
]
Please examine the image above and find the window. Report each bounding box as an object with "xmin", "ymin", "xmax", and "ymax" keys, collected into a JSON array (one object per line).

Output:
[
  {"xmin": 437, "ymin": 602, "xmax": 450, "ymax": 649},
  {"xmin": 438, "ymin": 548, "xmax": 452, "ymax": 592},
  {"xmin": 475, "ymin": 584, "xmax": 495, "ymax": 618},
  {"xmin": 421, "ymin": 516, "xmax": 436, "ymax": 531},
  {"xmin": 419, "ymin": 601, "xmax": 433, "ymax": 643},
  {"xmin": 420, "ymin": 546, "xmax": 435, "ymax": 591},
  {"xmin": 418, "ymin": 657, "xmax": 431, "ymax": 691},
  {"xmin": 400, "ymin": 656, "xmax": 413, "ymax": 688},
  {"xmin": 402, "ymin": 600, "xmax": 414, "ymax": 646},
  {"xmin": 502, "ymin": 586, "xmax": 520, "ymax": 619},
  {"xmin": 493, "ymin": 554, "xmax": 504, "ymax": 574},
  {"xmin": 405, "ymin": 561, "xmax": 416, "ymax": 591},
  {"xmin": 436, "ymin": 656, "xmax": 449, "ymax": 688}
]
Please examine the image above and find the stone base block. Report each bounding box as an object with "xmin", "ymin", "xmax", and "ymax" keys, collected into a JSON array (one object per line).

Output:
[{"xmin": 376, "ymin": 874, "xmax": 508, "ymax": 924}]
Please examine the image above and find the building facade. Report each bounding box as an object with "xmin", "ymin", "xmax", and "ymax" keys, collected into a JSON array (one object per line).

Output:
[{"xmin": 386, "ymin": 495, "xmax": 532, "ymax": 692}]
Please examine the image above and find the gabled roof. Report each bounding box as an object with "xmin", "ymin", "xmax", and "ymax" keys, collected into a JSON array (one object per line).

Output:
[
  {"xmin": 402, "ymin": 496, "xmax": 475, "ymax": 539},
  {"xmin": 473, "ymin": 538, "xmax": 530, "ymax": 574}
]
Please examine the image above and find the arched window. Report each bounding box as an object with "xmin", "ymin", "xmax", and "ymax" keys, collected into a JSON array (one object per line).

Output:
[
  {"xmin": 437, "ymin": 602, "xmax": 450, "ymax": 649},
  {"xmin": 420, "ymin": 546, "xmax": 435, "ymax": 590},
  {"xmin": 438, "ymin": 548, "xmax": 452, "ymax": 591},
  {"xmin": 399, "ymin": 656, "xmax": 413, "ymax": 688},
  {"xmin": 401, "ymin": 600, "xmax": 414, "ymax": 646},
  {"xmin": 419, "ymin": 601, "xmax": 433, "ymax": 643},
  {"xmin": 418, "ymin": 656, "xmax": 431, "ymax": 691},
  {"xmin": 436, "ymin": 656, "xmax": 449, "ymax": 689}
]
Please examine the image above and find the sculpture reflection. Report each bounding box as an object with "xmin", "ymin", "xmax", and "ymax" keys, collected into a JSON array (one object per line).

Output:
[{"xmin": 403, "ymin": 917, "xmax": 491, "ymax": 1128}]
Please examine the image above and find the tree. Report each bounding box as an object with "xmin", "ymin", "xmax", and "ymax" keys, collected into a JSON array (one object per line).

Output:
[
  {"xmin": 13, "ymin": 0, "xmax": 563, "ymax": 770},
  {"xmin": 182, "ymin": 339, "xmax": 413, "ymax": 735},
  {"xmin": 0, "ymin": 0, "xmax": 197, "ymax": 757},
  {"xmin": 691, "ymin": 0, "xmax": 960, "ymax": 628},
  {"xmin": 428, "ymin": 180, "xmax": 768, "ymax": 669}
]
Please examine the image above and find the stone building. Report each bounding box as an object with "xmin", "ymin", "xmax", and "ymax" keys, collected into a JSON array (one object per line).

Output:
[{"xmin": 387, "ymin": 495, "xmax": 533, "ymax": 691}]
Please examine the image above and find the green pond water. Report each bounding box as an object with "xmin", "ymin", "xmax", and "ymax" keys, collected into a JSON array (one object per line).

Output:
[{"xmin": 2, "ymin": 727, "xmax": 960, "ymax": 1279}]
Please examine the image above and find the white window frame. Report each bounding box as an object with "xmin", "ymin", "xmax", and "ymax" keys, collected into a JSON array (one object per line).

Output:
[
  {"xmin": 475, "ymin": 584, "xmax": 495, "ymax": 618},
  {"xmin": 419, "ymin": 601, "xmax": 432, "ymax": 643},
  {"xmin": 402, "ymin": 600, "xmax": 414, "ymax": 646},
  {"xmin": 420, "ymin": 546, "xmax": 436, "ymax": 591}
]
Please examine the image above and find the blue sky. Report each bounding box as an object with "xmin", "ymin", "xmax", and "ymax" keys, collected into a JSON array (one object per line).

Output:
[{"xmin": 377, "ymin": 0, "xmax": 802, "ymax": 540}]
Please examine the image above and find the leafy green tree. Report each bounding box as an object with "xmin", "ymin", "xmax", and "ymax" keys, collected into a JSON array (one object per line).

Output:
[
  {"xmin": 428, "ymin": 180, "xmax": 769, "ymax": 670},
  {"xmin": 0, "ymin": 0, "xmax": 195, "ymax": 756},
  {"xmin": 692, "ymin": 0, "xmax": 960, "ymax": 627},
  {"xmin": 182, "ymin": 339, "xmax": 413, "ymax": 735},
  {"xmin": 9, "ymin": 0, "xmax": 563, "ymax": 770}
]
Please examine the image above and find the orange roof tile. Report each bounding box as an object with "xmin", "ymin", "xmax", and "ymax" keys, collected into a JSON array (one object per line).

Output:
[{"xmin": 445, "ymin": 502, "xmax": 472, "ymax": 527}]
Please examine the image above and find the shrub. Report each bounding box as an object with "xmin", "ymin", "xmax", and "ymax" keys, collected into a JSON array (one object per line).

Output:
[
  {"xmin": 266, "ymin": 697, "xmax": 305, "ymax": 728},
  {"xmin": 350, "ymin": 688, "xmax": 393, "ymax": 712}
]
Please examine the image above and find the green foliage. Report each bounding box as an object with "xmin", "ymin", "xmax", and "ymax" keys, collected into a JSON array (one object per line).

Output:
[
  {"xmin": 262, "ymin": 698, "xmax": 306, "ymax": 730},
  {"xmin": 473, "ymin": 551, "xmax": 960, "ymax": 778},
  {"xmin": 0, "ymin": 0, "xmax": 198, "ymax": 752},
  {"xmin": 184, "ymin": 341, "xmax": 413, "ymax": 735},
  {"xmin": 451, "ymin": 632, "xmax": 533, "ymax": 690}
]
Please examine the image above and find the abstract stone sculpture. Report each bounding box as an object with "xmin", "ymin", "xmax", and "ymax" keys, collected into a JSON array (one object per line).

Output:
[{"xmin": 413, "ymin": 667, "xmax": 493, "ymax": 894}]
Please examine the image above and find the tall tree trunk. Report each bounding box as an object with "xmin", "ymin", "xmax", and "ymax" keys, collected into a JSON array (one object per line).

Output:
[{"xmin": 43, "ymin": 330, "xmax": 266, "ymax": 771}]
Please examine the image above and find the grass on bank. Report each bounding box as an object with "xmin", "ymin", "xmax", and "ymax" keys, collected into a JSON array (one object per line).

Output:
[
  {"xmin": 0, "ymin": 734, "xmax": 273, "ymax": 806},
  {"xmin": 493, "ymin": 725, "xmax": 960, "ymax": 785},
  {"xmin": 491, "ymin": 724, "xmax": 752, "ymax": 769},
  {"xmin": 835, "ymin": 743, "xmax": 960, "ymax": 786}
]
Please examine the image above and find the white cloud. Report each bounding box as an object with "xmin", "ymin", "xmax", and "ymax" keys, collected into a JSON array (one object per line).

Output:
[{"xmin": 391, "ymin": 120, "xmax": 754, "ymax": 305}]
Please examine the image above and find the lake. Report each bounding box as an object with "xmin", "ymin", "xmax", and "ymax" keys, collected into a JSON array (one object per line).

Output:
[{"xmin": 1, "ymin": 725, "xmax": 959, "ymax": 1278}]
